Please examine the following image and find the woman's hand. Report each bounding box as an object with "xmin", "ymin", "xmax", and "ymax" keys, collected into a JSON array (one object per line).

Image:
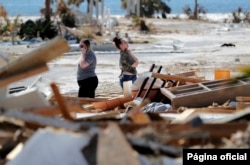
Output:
[
  {"xmin": 81, "ymin": 47, "xmax": 86, "ymax": 55},
  {"xmin": 79, "ymin": 53, "xmax": 90, "ymax": 68}
]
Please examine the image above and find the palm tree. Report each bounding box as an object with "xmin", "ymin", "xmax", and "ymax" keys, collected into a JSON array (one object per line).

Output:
[
  {"xmin": 45, "ymin": 0, "xmax": 49, "ymax": 20},
  {"xmin": 45, "ymin": 0, "xmax": 52, "ymax": 21},
  {"xmin": 42, "ymin": 0, "xmax": 60, "ymax": 21},
  {"xmin": 68, "ymin": 0, "xmax": 102, "ymax": 14},
  {"xmin": 194, "ymin": 0, "xmax": 198, "ymax": 19},
  {"xmin": 57, "ymin": 0, "xmax": 76, "ymax": 27}
]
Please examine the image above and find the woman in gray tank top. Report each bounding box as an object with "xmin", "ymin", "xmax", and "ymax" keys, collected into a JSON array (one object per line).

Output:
[{"xmin": 77, "ymin": 39, "xmax": 98, "ymax": 98}]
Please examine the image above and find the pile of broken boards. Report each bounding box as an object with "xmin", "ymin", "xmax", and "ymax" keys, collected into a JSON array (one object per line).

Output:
[{"xmin": 0, "ymin": 37, "xmax": 250, "ymax": 165}]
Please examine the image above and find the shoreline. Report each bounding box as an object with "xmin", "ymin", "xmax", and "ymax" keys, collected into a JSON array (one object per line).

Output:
[{"xmin": 7, "ymin": 13, "xmax": 238, "ymax": 23}]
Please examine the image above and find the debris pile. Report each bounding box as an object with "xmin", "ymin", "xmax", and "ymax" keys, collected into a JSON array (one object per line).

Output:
[{"xmin": 0, "ymin": 37, "xmax": 250, "ymax": 165}]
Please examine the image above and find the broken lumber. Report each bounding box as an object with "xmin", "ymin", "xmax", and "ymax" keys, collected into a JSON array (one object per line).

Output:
[
  {"xmin": 0, "ymin": 36, "xmax": 70, "ymax": 88},
  {"xmin": 160, "ymin": 78, "xmax": 250, "ymax": 110},
  {"xmin": 236, "ymin": 96, "xmax": 250, "ymax": 110},
  {"xmin": 91, "ymin": 96, "xmax": 134, "ymax": 111},
  {"xmin": 50, "ymin": 82, "xmax": 74, "ymax": 121},
  {"xmin": 127, "ymin": 99, "xmax": 151, "ymax": 124},
  {"xmin": 152, "ymin": 72, "xmax": 204, "ymax": 83}
]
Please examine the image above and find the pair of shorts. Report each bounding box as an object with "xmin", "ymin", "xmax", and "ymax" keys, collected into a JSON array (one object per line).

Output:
[{"xmin": 119, "ymin": 74, "xmax": 137, "ymax": 88}]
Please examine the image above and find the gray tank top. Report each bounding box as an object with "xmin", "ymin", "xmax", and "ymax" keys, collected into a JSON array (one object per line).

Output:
[{"xmin": 77, "ymin": 50, "xmax": 97, "ymax": 80}]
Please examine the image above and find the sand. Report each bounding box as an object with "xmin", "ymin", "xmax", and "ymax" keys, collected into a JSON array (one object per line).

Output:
[{"xmin": 1, "ymin": 17, "xmax": 250, "ymax": 98}]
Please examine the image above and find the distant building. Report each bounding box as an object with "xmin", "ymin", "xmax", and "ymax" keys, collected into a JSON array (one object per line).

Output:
[{"xmin": 126, "ymin": 0, "xmax": 140, "ymax": 17}]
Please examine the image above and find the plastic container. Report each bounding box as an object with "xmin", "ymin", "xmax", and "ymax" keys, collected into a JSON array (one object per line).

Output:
[{"xmin": 214, "ymin": 69, "xmax": 230, "ymax": 80}]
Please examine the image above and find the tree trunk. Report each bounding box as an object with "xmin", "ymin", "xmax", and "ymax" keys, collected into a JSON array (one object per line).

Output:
[
  {"xmin": 194, "ymin": 0, "xmax": 198, "ymax": 19},
  {"xmin": 45, "ymin": 0, "xmax": 51, "ymax": 21}
]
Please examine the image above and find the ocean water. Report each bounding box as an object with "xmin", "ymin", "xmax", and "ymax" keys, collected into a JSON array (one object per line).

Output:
[{"xmin": 0, "ymin": 0, "xmax": 250, "ymax": 16}]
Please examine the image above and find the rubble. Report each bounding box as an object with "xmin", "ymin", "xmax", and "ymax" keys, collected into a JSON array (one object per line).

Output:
[{"xmin": 0, "ymin": 36, "xmax": 250, "ymax": 164}]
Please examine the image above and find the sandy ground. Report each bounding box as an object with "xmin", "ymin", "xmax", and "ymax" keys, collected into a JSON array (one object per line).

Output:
[{"xmin": 1, "ymin": 18, "xmax": 250, "ymax": 98}]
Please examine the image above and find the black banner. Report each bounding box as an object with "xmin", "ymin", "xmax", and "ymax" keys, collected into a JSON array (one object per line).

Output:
[{"xmin": 183, "ymin": 149, "xmax": 250, "ymax": 165}]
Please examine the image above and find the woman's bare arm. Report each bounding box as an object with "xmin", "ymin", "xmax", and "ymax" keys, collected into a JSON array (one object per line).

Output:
[
  {"xmin": 128, "ymin": 50, "xmax": 139, "ymax": 67},
  {"xmin": 79, "ymin": 55, "xmax": 90, "ymax": 68}
]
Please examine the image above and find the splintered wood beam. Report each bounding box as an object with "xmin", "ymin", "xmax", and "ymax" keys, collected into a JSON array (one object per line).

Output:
[
  {"xmin": 236, "ymin": 96, "xmax": 250, "ymax": 102},
  {"xmin": 0, "ymin": 64, "xmax": 48, "ymax": 88},
  {"xmin": 75, "ymin": 111, "xmax": 121, "ymax": 121},
  {"xmin": 152, "ymin": 72, "xmax": 204, "ymax": 83},
  {"xmin": 0, "ymin": 36, "xmax": 70, "ymax": 87},
  {"xmin": 50, "ymin": 82, "xmax": 74, "ymax": 121},
  {"xmin": 92, "ymin": 96, "xmax": 134, "ymax": 111}
]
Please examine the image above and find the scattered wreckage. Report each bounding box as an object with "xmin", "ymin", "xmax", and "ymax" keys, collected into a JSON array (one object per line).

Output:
[{"xmin": 0, "ymin": 36, "xmax": 250, "ymax": 165}]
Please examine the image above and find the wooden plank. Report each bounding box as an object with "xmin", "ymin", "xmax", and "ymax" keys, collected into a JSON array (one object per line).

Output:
[
  {"xmin": 236, "ymin": 96, "xmax": 250, "ymax": 102},
  {"xmin": 91, "ymin": 89, "xmax": 159, "ymax": 111},
  {"xmin": 127, "ymin": 99, "xmax": 151, "ymax": 124},
  {"xmin": 142, "ymin": 66, "xmax": 162, "ymax": 100},
  {"xmin": 0, "ymin": 65, "xmax": 48, "ymax": 88},
  {"xmin": 75, "ymin": 111, "xmax": 121, "ymax": 121},
  {"xmin": 92, "ymin": 96, "xmax": 134, "ymax": 111},
  {"xmin": 173, "ymin": 86, "xmax": 206, "ymax": 94},
  {"xmin": 160, "ymin": 88, "xmax": 177, "ymax": 99},
  {"xmin": 175, "ymin": 71, "xmax": 197, "ymax": 77},
  {"xmin": 152, "ymin": 72, "xmax": 204, "ymax": 83},
  {"xmin": 160, "ymin": 79, "xmax": 250, "ymax": 110},
  {"xmin": 184, "ymin": 107, "xmax": 236, "ymax": 113},
  {"xmin": 134, "ymin": 64, "xmax": 155, "ymax": 98},
  {"xmin": 50, "ymin": 82, "xmax": 74, "ymax": 121},
  {"xmin": 0, "ymin": 36, "xmax": 70, "ymax": 87},
  {"xmin": 212, "ymin": 107, "xmax": 250, "ymax": 123},
  {"xmin": 97, "ymin": 122, "xmax": 141, "ymax": 165},
  {"xmin": 236, "ymin": 102, "xmax": 250, "ymax": 110},
  {"xmin": 171, "ymin": 107, "xmax": 236, "ymax": 124},
  {"xmin": 171, "ymin": 109, "xmax": 196, "ymax": 123}
]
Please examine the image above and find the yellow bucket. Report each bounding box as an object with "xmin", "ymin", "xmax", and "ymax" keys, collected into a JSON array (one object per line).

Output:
[{"xmin": 214, "ymin": 69, "xmax": 230, "ymax": 80}]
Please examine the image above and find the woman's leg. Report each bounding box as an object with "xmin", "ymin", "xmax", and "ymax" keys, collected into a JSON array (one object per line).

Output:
[{"xmin": 78, "ymin": 76, "xmax": 98, "ymax": 98}]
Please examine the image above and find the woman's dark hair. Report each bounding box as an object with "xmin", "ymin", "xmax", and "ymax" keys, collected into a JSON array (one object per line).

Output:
[
  {"xmin": 83, "ymin": 39, "xmax": 90, "ymax": 48},
  {"xmin": 113, "ymin": 37, "xmax": 122, "ymax": 49}
]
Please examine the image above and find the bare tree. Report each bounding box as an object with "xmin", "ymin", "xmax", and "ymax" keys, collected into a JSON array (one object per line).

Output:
[{"xmin": 183, "ymin": 0, "xmax": 206, "ymax": 20}]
